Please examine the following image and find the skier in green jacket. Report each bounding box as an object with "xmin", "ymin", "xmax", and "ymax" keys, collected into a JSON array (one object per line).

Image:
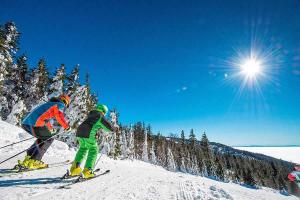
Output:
[{"xmin": 70, "ymin": 104, "xmax": 116, "ymax": 178}]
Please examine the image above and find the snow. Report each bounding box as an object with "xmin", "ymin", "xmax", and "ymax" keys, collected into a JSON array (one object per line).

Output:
[
  {"xmin": 0, "ymin": 120, "xmax": 298, "ymax": 200},
  {"xmin": 234, "ymin": 147, "xmax": 300, "ymax": 164}
]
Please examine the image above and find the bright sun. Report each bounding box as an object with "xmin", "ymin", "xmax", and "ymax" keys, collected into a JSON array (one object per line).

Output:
[{"xmin": 240, "ymin": 58, "xmax": 261, "ymax": 78}]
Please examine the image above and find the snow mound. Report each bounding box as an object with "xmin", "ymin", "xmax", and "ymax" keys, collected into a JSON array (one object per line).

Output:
[
  {"xmin": 0, "ymin": 120, "xmax": 75, "ymax": 168},
  {"xmin": 0, "ymin": 120, "xmax": 298, "ymax": 200}
]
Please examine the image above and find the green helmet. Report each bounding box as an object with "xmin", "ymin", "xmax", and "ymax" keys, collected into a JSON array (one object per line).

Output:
[{"xmin": 96, "ymin": 104, "xmax": 108, "ymax": 115}]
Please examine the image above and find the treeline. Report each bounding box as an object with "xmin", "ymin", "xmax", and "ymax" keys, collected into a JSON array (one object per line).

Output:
[{"xmin": 110, "ymin": 122, "xmax": 296, "ymax": 195}]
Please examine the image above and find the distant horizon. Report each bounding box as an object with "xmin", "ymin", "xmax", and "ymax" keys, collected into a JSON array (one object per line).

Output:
[{"xmin": 232, "ymin": 144, "xmax": 300, "ymax": 147}]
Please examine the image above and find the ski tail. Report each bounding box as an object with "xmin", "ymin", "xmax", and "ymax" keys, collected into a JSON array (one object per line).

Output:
[{"xmin": 0, "ymin": 160, "xmax": 71, "ymax": 177}]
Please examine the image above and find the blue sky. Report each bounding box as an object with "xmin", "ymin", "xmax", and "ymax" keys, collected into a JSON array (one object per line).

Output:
[{"xmin": 1, "ymin": 0, "xmax": 300, "ymax": 146}]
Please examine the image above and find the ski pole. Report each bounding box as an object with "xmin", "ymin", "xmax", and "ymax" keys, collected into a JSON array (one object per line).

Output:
[
  {"xmin": 93, "ymin": 152, "xmax": 103, "ymax": 171},
  {"xmin": 0, "ymin": 137, "xmax": 35, "ymax": 150},
  {"xmin": 0, "ymin": 131, "xmax": 65, "ymax": 166},
  {"xmin": 0, "ymin": 147, "xmax": 29, "ymax": 165}
]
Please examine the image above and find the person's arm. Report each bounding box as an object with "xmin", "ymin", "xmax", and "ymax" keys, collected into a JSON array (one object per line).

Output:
[
  {"xmin": 53, "ymin": 105, "xmax": 69, "ymax": 129},
  {"xmin": 100, "ymin": 117, "xmax": 116, "ymax": 132},
  {"xmin": 46, "ymin": 121, "xmax": 53, "ymax": 130}
]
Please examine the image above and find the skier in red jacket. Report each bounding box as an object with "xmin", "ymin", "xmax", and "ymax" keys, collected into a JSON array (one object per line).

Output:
[{"xmin": 17, "ymin": 94, "xmax": 71, "ymax": 169}]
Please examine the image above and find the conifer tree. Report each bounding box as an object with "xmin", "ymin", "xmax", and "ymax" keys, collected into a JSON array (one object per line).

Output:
[
  {"xmin": 150, "ymin": 140, "xmax": 157, "ymax": 164},
  {"xmin": 48, "ymin": 64, "xmax": 66, "ymax": 98},
  {"xmin": 167, "ymin": 146, "xmax": 176, "ymax": 171},
  {"xmin": 189, "ymin": 129, "xmax": 196, "ymax": 153},
  {"xmin": 200, "ymin": 132, "xmax": 209, "ymax": 151},
  {"xmin": 28, "ymin": 59, "xmax": 50, "ymax": 107},
  {"xmin": 66, "ymin": 64, "xmax": 80, "ymax": 95},
  {"xmin": 180, "ymin": 130, "xmax": 185, "ymax": 146},
  {"xmin": 142, "ymin": 127, "xmax": 149, "ymax": 162},
  {"xmin": 0, "ymin": 22, "xmax": 20, "ymax": 120},
  {"xmin": 128, "ymin": 125, "xmax": 135, "ymax": 159},
  {"xmin": 9, "ymin": 54, "xmax": 29, "ymax": 101},
  {"xmin": 120, "ymin": 128, "xmax": 128, "ymax": 158},
  {"xmin": 85, "ymin": 73, "xmax": 97, "ymax": 112}
]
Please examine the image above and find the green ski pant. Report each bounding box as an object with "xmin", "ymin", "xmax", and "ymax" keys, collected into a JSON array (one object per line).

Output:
[{"xmin": 74, "ymin": 137, "xmax": 99, "ymax": 169}]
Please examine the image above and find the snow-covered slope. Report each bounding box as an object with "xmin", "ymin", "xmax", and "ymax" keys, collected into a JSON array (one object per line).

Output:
[
  {"xmin": 0, "ymin": 120, "xmax": 298, "ymax": 200},
  {"xmin": 234, "ymin": 147, "xmax": 300, "ymax": 164}
]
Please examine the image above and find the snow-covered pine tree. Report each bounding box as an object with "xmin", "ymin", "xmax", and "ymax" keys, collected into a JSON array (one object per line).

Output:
[
  {"xmin": 1, "ymin": 22, "xmax": 19, "ymax": 56},
  {"xmin": 142, "ymin": 127, "xmax": 149, "ymax": 162},
  {"xmin": 6, "ymin": 100, "xmax": 27, "ymax": 126},
  {"xmin": 189, "ymin": 129, "xmax": 196, "ymax": 151},
  {"xmin": 150, "ymin": 140, "xmax": 157, "ymax": 164},
  {"xmin": 5, "ymin": 55, "xmax": 30, "ymax": 125},
  {"xmin": 110, "ymin": 110, "xmax": 121, "ymax": 159},
  {"xmin": 190, "ymin": 154, "xmax": 200, "ymax": 175},
  {"xmin": 180, "ymin": 130, "xmax": 185, "ymax": 146},
  {"xmin": 66, "ymin": 64, "xmax": 80, "ymax": 96},
  {"xmin": 179, "ymin": 155, "xmax": 187, "ymax": 173},
  {"xmin": 179, "ymin": 130, "xmax": 187, "ymax": 172},
  {"xmin": 127, "ymin": 124, "xmax": 135, "ymax": 160},
  {"xmin": 27, "ymin": 59, "xmax": 50, "ymax": 108},
  {"xmin": 61, "ymin": 85, "xmax": 90, "ymax": 146},
  {"xmin": 186, "ymin": 152, "xmax": 192, "ymax": 174},
  {"xmin": 200, "ymin": 132, "xmax": 214, "ymax": 176},
  {"xmin": 85, "ymin": 73, "xmax": 97, "ymax": 112},
  {"xmin": 14, "ymin": 55, "xmax": 29, "ymax": 99},
  {"xmin": 48, "ymin": 64, "xmax": 66, "ymax": 99},
  {"xmin": 167, "ymin": 146, "xmax": 176, "ymax": 172},
  {"xmin": 215, "ymin": 155, "xmax": 225, "ymax": 181},
  {"xmin": 200, "ymin": 132, "xmax": 209, "ymax": 151},
  {"xmin": 120, "ymin": 128, "xmax": 128, "ymax": 159},
  {"xmin": 0, "ymin": 22, "xmax": 20, "ymax": 120},
  {"xmin": 179, "ymin": 145, "xmax": 187, "ymax": 173}
]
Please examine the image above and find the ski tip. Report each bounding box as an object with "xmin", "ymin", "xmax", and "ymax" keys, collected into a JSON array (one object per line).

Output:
[{"xmin": 94, "ymin": 168, "xmax": 101, "ymax": 173}]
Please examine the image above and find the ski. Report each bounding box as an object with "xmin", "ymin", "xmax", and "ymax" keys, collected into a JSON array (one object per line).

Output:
[
  {"xmin": 0, "ymin": 160, "xmax": 71, "ymax": 177},
  {"xmin": 57, "ymin": 169, "xmax": 110, "ymax": 189}
]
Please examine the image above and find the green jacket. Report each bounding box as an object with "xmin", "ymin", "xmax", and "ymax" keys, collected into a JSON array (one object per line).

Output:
[{"xmin": 76, "ymin": 110, "xmax": 115, "ymax": 139}]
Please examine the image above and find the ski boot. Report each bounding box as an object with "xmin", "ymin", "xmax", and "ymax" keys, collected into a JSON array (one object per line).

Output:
[
  {"xmin": 70, "ymin": 162, "xmax": 82, "ymax": 177},
  {"xmin": 27, "ymin": 159, "xmax": 48, "ymax": 169},
  {"xmin": 15, "ymin": 155, "xmax": 32, "ymax": 170},
  {"xmin": 82, "ymin": 168, "xmax": 95, "ymax": 179}
]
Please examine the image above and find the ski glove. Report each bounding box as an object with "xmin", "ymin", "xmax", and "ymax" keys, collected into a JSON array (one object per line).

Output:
[
  {"xmin": 49, "ymin": 129, "xmax": 57, "ymax": 134},
  {"xmin": 65, "ymin": 127, "xmax": 72, "ymax": 132}
]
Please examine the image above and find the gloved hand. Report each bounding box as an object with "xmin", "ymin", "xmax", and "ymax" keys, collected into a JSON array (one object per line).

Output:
[
  {"xmin": 49, "ymin": 129, "xmax": 57, "ymax": 134},
  {"xmin": 65, "ymin": 127, "xmax": 72, "ymax": 132}
]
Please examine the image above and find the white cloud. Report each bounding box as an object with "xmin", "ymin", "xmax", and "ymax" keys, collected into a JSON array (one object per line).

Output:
[
  {"xmin": 182, "ymin": 86, "xmax": 188, "ymax": 91},
  {"xmin": 176, "ymin": 86, "xmax": 188, "ymax": 93}
]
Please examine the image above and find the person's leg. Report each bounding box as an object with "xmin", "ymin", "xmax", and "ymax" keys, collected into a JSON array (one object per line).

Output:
[
  {"xmin": 34, "ymin": 138, "xmax": 54, "ymax": 160},
  {"xmin": 70, "ymin": 138, "xmax": 88, "ymax": 176},
  {"xmin": 27, "ymin": 127, "xmax": 53, "ymax": 161},
  {"xmin": 26, "ymin": 139, "xmax": 40, "ymax": 159},
  {"xmin": 82, "ymin": 139, "xmax": 99, "ymax": 178},
  {"xmin": 84, "ymin": 140, "xmax": 99, "ymax": 170},
  {"xmin": 74, "ymin": 138, "xmax": 88, "ymax": 164}
]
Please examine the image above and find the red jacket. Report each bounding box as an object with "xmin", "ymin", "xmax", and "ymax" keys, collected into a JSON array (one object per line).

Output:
[{"xmin": 35, "ymin": 105, "xmax": 69, "ymax": 129}]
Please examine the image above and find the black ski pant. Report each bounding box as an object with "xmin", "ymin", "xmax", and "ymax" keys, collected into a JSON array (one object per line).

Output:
[{"xmin": 22, "ymin": 125, "xmax": 54, "ymax": 161}]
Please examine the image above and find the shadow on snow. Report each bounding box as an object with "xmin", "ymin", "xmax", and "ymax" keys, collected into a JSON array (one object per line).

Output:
[{"xmin": 0, "ymin": 177, "xmax": 72, "ymax": 187}]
